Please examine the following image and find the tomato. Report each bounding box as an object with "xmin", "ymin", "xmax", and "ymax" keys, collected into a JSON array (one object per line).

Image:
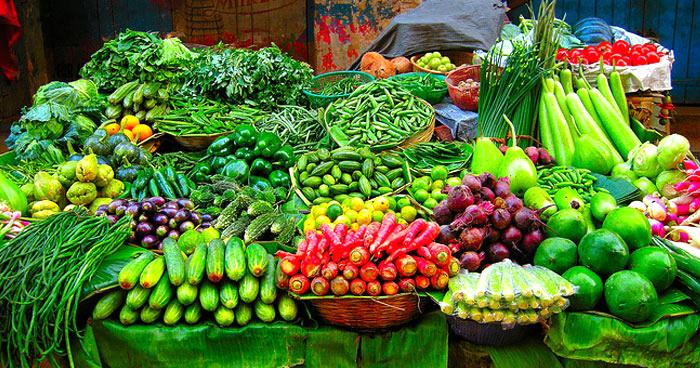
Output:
[
  {"xmin": 585, "ymin": 45, "xmax": 597, "ymax": 53},
  {"xmin": 630, "ymin": 51, "xmax": 642, "ymax": 62},
  {"xmin": 586, "ymin": 49, "xmax": 601, "ymax": 63},
  {"xmin": 602, "ymin": 59, "xmax": 611, "ymax": 66},
  {"xmin": 616, "ymin": 59, "xmax": 629, "ymax": 67},
  {"xmin": 601, "ymin": 51, "xmax": 612, "ymax": 62},
  {"xmin": 610, "ymin": 53, "xmax": 623, "ymax": 62},
  {"xmin": 642, "ymin": 44, "xmax": 657, "ymax": 54},
  {"xmin": 658, "ymin": 52, "xmax": 667, "ymax": 58},
  {"xmin": 597, "ymin": 41, "xmax": 613, "ymax": 54},
  {"xmin": 633, "ymin": 54, "xmax": 648, "ymax": 66},
  {"xmin": 556, "ymin": 49, "xmax": 569, "ymax": 61},
  {"xmin": 612, "ymin": 40, "xmax": 630, "ymax": 56},
  {"xmin": 646, "ymin": 51, "xmax": 660, "ymax": 64},
  {"xmin": 622, "ymin": 56, "xmax": 632, "ymax": 65},
  {"xmin": 631, "ymin": 44, "xmax": 644, "ymax": 54}
]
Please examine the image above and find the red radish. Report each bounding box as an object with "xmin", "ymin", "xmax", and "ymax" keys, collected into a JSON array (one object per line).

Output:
[
  {"xmin": 399, "ymin": 278, "xmax": 417, "ymax": 292},
  {"xmin": 499, "ymin": 145, "xmax": 509, "ymax": 155},
  {"xmin": 488, "ymin": 242, "xmax": 510, "ymax": 262},
  {"xmin": 524, "ymin": 146, "xmax": 539, "ymax": 164},
  {"xmin": 459, "ymin": 227, "xmax": 485, "ymax": 251},
  {"xmin": 431, "ymin": 270, "xmax": 449, "ymax": 289},
  {"xmin": 538, "ymin": 148, "xmax": 554, "ymax": 165},
  {"xmin": 330, "ymin": 276, "xmax": 350, "ymax": 295},
  {"xmin": 342, "ymin": 264, "xmax": 359, "ymax": 280},
  {"xmin": 363, "ymin": 222, "xmax": 382, "ymax": 248},
  {"xmin": 383, "ymin": 281, "xmax": 399, "ymax": 295},
  {"xmin": 289, "ymin": 275, "xmax": 310, "ymax": 294},
  {"xmin": 300, "ymin": 256, "xmax": 321, "ymax": 278},
  {"xmin": 415, "ymin": 257, "xmax": 437, "ymax": 277},
  {"xmin": 446, "ymin": 257, "xmax": 460, "ymax": 277},
  {"xmin": 275, "ymin": 250, "xmax": 295, "ymax": 258},
  {"xmin": 321, "ymin": 261, "xmax": 338, "ymax": 280},
  {"xmin": 296, "ymin": 240, "xmax": 308, "ymax": 258},
  {"xmin": 428, "ymin": 243, "xmax": 451, "ymax": 266},
  {"xmin": 369, "ymin": 213, "xmax": 397, "ymax": 253},
  {"xmin": 367, "ymin": 280, "xmax": 382, "ymax": 296},
  {"xmin": 402, "ymin": 219, "xmax": 427, "ymax": 247},
  {"xmin": 395, "ymin": 254, "xmax": 418, "ymax": 277},
  {"xmin": 360, "ymin": 262, "xmax": 379, "ymax": 282},
  {"xmin": 684, "ymin": 160, "xmax": 699, "ymax": 171},
  {"xmin": 311, "ymin": 276, "xmax": 330, "ymax": 296},
  {"xmin": 379, "ymin": 262, "xmax": 398, "ymax": 281},
  {"xmin": 459, "ymin": 251, "xmax": 484, "ymax": 271},
  {"xmin": 350, "ymin": 279, "xmax": 366, "ymax": 295},
  {"xmin": 447, "ymin": 185, "xmax": 474, "ymax": 212},
  {"xmin": 280, "ymin": 256, "xmax": 300, "ymax": 276},
  {"xmin": 349, "ymin": 246, "xmax": 370, "ymax": 266},
  {"xmin": 415, "ymin": 275, "xmax": 430, "ymax": 290}
]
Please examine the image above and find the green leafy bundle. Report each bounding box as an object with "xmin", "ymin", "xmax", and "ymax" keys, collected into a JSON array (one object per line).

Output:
[
  {"xmin": 79, "ymin": 30, "xmax": 195, "ymax": 92},
  {"xmin": 181, "ymin": 44, "xmax": 313, "ymax": 109}
]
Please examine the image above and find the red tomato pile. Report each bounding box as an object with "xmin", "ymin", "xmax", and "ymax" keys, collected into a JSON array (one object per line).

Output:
[{"xmin": 556, "ymin": 40, "xmax": 666, "ymax": 67}]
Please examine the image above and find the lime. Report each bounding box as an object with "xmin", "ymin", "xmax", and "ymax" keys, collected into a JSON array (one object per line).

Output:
[
  {"xmin": 311, "ymin": 205, "xmax": 326, "ymax": 217},
  {"xmin": 446, "ymin": 63, "xmax": 456, "ymax": 71},
  {"xmin": 364, "ymin": 203, "xmax": 375, "ymax": 212},
  {"xmin": 303, "ymin": 217, "xmax": 316, "ymax": 233},
  {"xmin": 431, "ymin": 179, "xmax": 444, "ymax": 191},
  {"xmin": 431, "ymin": 188, "xmax": 447, "ymax": 201},
  {"xmin": 446, "ymin": 177, "xmax": 462, "ymax": 188},
  {"xmin": 328, "ymin": 200, "xmax": 340, "ymax": 207},
  {"xmin": 200, "ymin": 227, "xmax": 220, "ymax": 244},
  {"xmin": 437, "ymin": 64, "xmax": 447, "ymax": 73},
  {"xmin": 413, "ymin": 189, "xmax": 430, "ymax": 203},
  {"xmin": 387, "ymin": 197, "xmax": 397, "ymax": 211},
  {"xmin": 315, "ymin": 215, "xmax": 331, "ymax": 229},
  {"xmin": 372, "ymin": 210, "xmax": 385, "ymax": 223},
  {"xmin": 341, "ymin": 198, "xmax": 352, "ymax": 208},
  {"xmin": 440, "ymin": 56, "xmax": 451, "ymax": 65},
  {"xmin": 326, "ymin": 204, "xmax": 343, "ymax": 221},
  {"xmin": 373, "ymin": 197, "xmax": 390, "ymax": 212},
  {"xmin": 429, "ymin": 58, "xmax": 442, "ymax": 69},
  {"xmin": 423, "ymin": 198, "xmax": 439, "ymax": 209},
  {"xmin": 397, "ymin": 197, "xmax": 411, "ymax": 209},
  {"xmin": 357, "ymin": 209, "xmax": 372, "ymax": 225},
  {"xmin": 431, "ymin": 165, "xmax": 449, "ymax": 181},
  {"xmin": 413, "ymin": 177, "xmax": 431, "ymax": 191},
  {"xmin": 335, "ymin": 215, "xmax": 352, "ymax": 227},
  {"xmin": 433, "ymin": 51, "xmax": 442, "ymax": 58},
  {"xmin": 345, "ymin": 210, "xmax": 359, "ymax": 223},
  {"xmin": 401, "ymin": 206, "xmax": 417, "ymax": 222}
]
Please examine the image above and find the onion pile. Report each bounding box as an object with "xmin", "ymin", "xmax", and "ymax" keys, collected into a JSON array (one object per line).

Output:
[
  {"xmin": 432, "ymin": 173, "xmax": 545, "ymax": 271},
  {"xmin": 96, "ymin": 197, "xmax": 212, "ymax": 249}
]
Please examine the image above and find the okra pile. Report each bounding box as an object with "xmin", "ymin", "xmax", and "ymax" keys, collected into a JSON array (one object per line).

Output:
[{"xmin": 537, "ymin": 166, "xmax": 601, "ymax": 200}]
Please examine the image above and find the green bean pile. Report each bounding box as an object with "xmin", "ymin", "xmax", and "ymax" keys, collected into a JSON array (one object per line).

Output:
[
  {"xmin": 150, "ymin": 151, "xmax": 205, "ymax": 173},
  {"xmin": 538, "ymin": 166, "xmax": 604, "ymax": 200},
  {"xmin": 255, "ymin": 105, "xmax": 325, "ymax": 152},
  {"xmin": 154, "ymin": 96, "xmax": 265, "ymax": 136},
  {"xmin": 400, "ymin": 141, "xmax": 473, "ymax": 174},
  {"xmin": 311, "ymin": 77, "xmax": 366, "ymax": 96},
  {"xmin": 326, "ymin": 80, "xmax": 433, "ymax": 147},
  {"xmin": 395, "ymin": 74, "xmax": 445, "ymax": 91},
  {"xmin": 0, "ymin": 209, "xmax": 131, "ymax": 367}
]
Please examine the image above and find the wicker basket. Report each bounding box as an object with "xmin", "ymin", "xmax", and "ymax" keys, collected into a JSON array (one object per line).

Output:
[
  {"xmin": 410, "ymin": 51, "xmax": 475, "ymax": 75},
  {"xmin": 171, "ymin": 131, "xmax": 233, "ymax": 151},
  {"xmin": 303, "ymin": 71, "xmax": 375, "ymax": 108},
  {"xmin": 298, "ymin": 293, "xmax": 431, "ymax": 333},
  {"xmin": 446, "ymin": 315, "xmax": 538, "ymax": 347},
  {"xmin": 445, "ymin": 65, "xmax": 481, "ymax": 111}
]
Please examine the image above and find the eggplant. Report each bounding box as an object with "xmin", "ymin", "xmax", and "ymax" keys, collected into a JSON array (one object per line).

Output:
[
  {"xmin": 169, "ymin": 218, "xmax": 179, "ymax": 230},
  {"xmin": 153, "ymin": 213, "xmax": 169, "ymax": 225},
  {"xmin": 141, "ymin": 235, "xmax": 159, "ymax": 249},
  {"xmin": 125, "ymin": 204, "xmax": 141, "ymax": 217},
  {"xmin": 106, "ymin": 215, "xmax": 119, "ymax": 225},
  {"xmin": 128, "ymin": 231, "xmax": 137, "ymax": 243},
  {"xmin": 115, "ymin": 205, "xmax": 127, "ymax": 217},
  {"xmin": 138, "ymin": 214, "xmax": 150, "ymax": 223},
  {"xmin": 179, "ymin": 221, "xmax": 195, "ymax": 233},
  {"xmin": 148, "ymin": 196, "xmax": 166, "ymax": 207},
  {"xmin": 94, "ymin": 210, "xmax": 107, "ymax": 217},
  {"xmin": 108, "ymin": 199, "xmax": 125, "ymax": 214},
  {"xmin": 196, "ymin": 227, "xmax": 204, "ymax": 233},
  {"xmin": 156, "ymin": 225, "xmax": 169, "ymax": 237},
  {"xmin": 200, "ymin": 222, "xmax": 212, "ymax": 229},
  {"xmin": 174, "ymin": 209, "xmax": 191, "ymax": 223},
  {"xmin": 167, "ymin": 230, "xmax": 180, "ymax": 240},
  {"xmin": 136, "ymin": 222, "xmax": 154, "ymax": 236},
  {"xmin": 141, "ymin": 200, "xmax": 156, "ymax": 215},
  {"xmin": 129, "ymin": 219, "xmax": 138, "ymax": 229},
  {"xmin": 190, "ymin": 212, "xmax": 201, "ymax": 226},
  {"xmin": 160, "ymin": 208, "xmax": 177, "ymax": 218},
  {"xmin": 177, "ymin": 199, "xmax": 194, "ymax": 210},
  {"xmin": 200, "ymin": 213, "xmax": 213, "ymax": 223},
  {"xmin": 97, "ymin": 204, "xmax": 110, "ymax": 213},
  {"xmin": 164, "ymin": 202, "xmax": 179, "ymax": 211}
]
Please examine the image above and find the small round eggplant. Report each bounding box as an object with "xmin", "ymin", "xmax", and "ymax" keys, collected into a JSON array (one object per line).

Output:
[
  {"xmin": 174, "ymin": 209, "xmax": 191, "ymax": 223},
  {"xmin": 200, "ymin": 213, "xmax": 213, "ymax": 223},
  {"xmin": 177, "ymin": 199, "xmax": 194, "ymax": 210},
  {"xmin": 148, "ymin": 196, "xmax": 166, "ymax": 207},
  {"xmin": 179, "ymin": 221, "xmax": 195, "ymax": 233},
  {"xmin": 136, "ymin": 222, "xmax": 154, "ymax": 236},
  {"xmin": 190, "ymin": 212, "xmax": 201, "ymax": 225},
  {"xmin": 97, "ymin": 204, "xmax": 110, "ymax": 213},
  {"xmin": 94, "ymin": 209, "xmax": 107, "ymax": 217},
  {"xmin": 169, "ymin": 218, "xmax": 179, "ymax": 230},
  {"xmin": 125, "ymin": 204, "xmax": 141, "ymax": 217},
  {"xmin": 200, "ymin": 222, "xmax": 212, "ymax": 229},
  {"xmin": 164, "ymin": 201, "xmax": 179, "ymax": 211},
  {"xmin": 141, "ymin": 235, "xmax": 158, "ymax": 249},
  {"xmin": 115, "ymin": 205, "xmax": 127, "ymax": 217},
  {"xmin": 160, "ymin": 208, "xmax": 177, "ymax": 218},
  {"xmin": 152, "ymin": 213, "xmax": 169, "ymax": 225},
  {"xmin": 156, "ymin": 225, "xmax": 170, "ymax": 237},
  {"xmin": 138, "ymin": 214, "xmax": 150, "ymax": 223},
  {"xmin": 106, "ymin": 215, "xmax": 119, "ymax": 225},
  {"xmin": 141, "ymin": 200, "xmax": 156, "ymax": 215},
  {"xmin": 167, "ymin": 230, "xmax": 180, "ymax": 240}
]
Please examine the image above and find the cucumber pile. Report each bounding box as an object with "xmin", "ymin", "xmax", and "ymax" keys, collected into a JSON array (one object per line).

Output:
[
  {"xmin": 93, "ymin": 237, "xmax": 299, "ymax": 326},
  {"xmin": 440, "ymin": 260, "xmax": 576, "ymax": 329},
  {"xmin": 105, "ymin": 81, "xmax": 170, "ymax": 123},
  {"xmin": 294, "ymin": 146, "xmax": 411, "ymax": 205}
]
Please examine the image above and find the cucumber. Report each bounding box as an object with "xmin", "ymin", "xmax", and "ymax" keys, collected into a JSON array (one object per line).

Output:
[
  {"xmin": 235, "ymin": 303, "xmax": 253, "ymax": 326},
  {"xmin": 163, "ymin": 299, "xmax": 185, "ymax": 325},
  {"xmin": 254, "ymin": 299, "xmax": 276, "ymax": 322},
  {"xmin": 220, "ymin": 280, "xmax": 239, "ymax": 309},
  {"xmin": 277, "ymin": 294, "xmax": 298, "ymax": 321},
  {"xmin": 140, "ymin": 305, "xmax": 162, "ymax": 324},
  {"xmin": 163, "ymin": 237, "xmax": 185, "ymax": 286},
  {"xmin": 206, "ymin": 238, "xmax": 225, "ymax": 282},
  {"xmin": 176, "ymin": 281, "xmax": 199, "ymax": 306},
  {"xmin": 187, "ymin": 243, "xmax": 207, "ymax": 285},
  {"xmin": 139, "ymin": 257, "xmax": 166, "ymax": 289},
  {"xmin": 126, "ymin": 285, "xmax": 151, "ymax": 309},
  {"xmin": 245, "ymin": 242, "xmax": 269, "ymax": 277},
  {"xmin": 148, "ymin": 273, "xmax": 173, "ymax": 309},
  {"xmin": 118, "ymin": 252, "xmax": 155, "ymax": 290},
  {"xmin": 142, "ymin": 82, "xmax": 161, "ymax": 98},
  {"xmin": 214, "ymin": 305, "xmax": 236, "ymax": 326},
  {"xmin": 119, "ymin": 305, "xmax": 139, "ymax": 325},
  {"xmin": 239, "ymin": 271, "xmax": 260, "ymax": 303},
  {"xmin": 132, "ymin": 83, "xmax": 145, "ymax": 106},
  {"xmin": 259, "ymin": 254, "xmax": 277, "ymax": 304},
  {"xmin": 92, "ymin": 290, "xmax": 125, "ymax": 320},
  {"xmin": 338, "ymin": 161, "xmax": 362, "ymax": 172},
  {"xmin": 199, "ymin": 280, "xmax": 220, "ymax": 312},
  {"xmin": 184, "ymin": 302, "xmax": 203, "ymax": 325}
]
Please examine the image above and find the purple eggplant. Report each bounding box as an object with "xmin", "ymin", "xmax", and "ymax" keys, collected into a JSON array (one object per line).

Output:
[
  {"xmin": 148, "ymin": 196, "xmax": 166, "ymax": 207},
  {"xmin": 125, "ymin": 204, "xmax": 141, "ymax": 217},
  {"xmin": 115, "ymin": 205, "xmax": 127, "ymax": 217},
  {"xmin": 141, "ymin": 200, "xmax": 156, "ymax": 214},
  {"xmin": 128, "ymin": 231, "xmax": 137, "ymax": 243},
  {"xmin": 200, "ymin": 222, "xmax": 212, "ymax": 229},
  {"xmin": 94, "ymin": 210, "xmax": 107, "ymax": 217},
  {"xmin": 138, "ymin": 214, "xmax": 150, "ymax": 223},
  {"xmin": 136, "ymin": 222, "xmax": 154, "ymax": 236},
  {"xmin": 174, "ymin": 209, "xmax": 191, "ymax": 223},
  {"xmin": 196, "ymin": 227, "xmax": 204, "ymax": 233},
  {"xmin": 169, "ymin": 218, "xmax": 179, "ymax": 230},
  {"xmin": 179, "ymin": 221, "xmax": 195, "ymax": 233},
  {"xmin": 164, "ymin": 201, "xmax": 179, "ymax": 211},
  {"xmin": 200, "ymin": 213, "xmax": 213, "ymax": 223},
  {"xmin": 108, "ymin": 199, "xmax": 126, "ymax": 214},
  {"xmin": 106, "ymin": 215, "xmax": 119, "ymax": 225},
  {"xmin": 190, "ymin": 212, "xmax": 201, "ymax": 225},
  {"xmin": 156, "ymin": 225, "xmax": 170, "ymax": 237},
  {"xmin": 153, "ymin": 213, "xmax": 169, "ymax": 226},
  {"xmin": 97, "ymin": 204, "xmax": 110, "ymax": 213},
  {"xmin": 141, "ymin": 235, "xmax": 159, "ymax": 249},
  {"xmin": 160, "ymin": 208, "xmax": 177, "ymax": 218},
  {"xmin": 177, "ymin": 199, "xmax": 194, "ymax": 210},
  {"xmin": 167, "ymin": 230, "xmax": 180, "ymax": 240}
]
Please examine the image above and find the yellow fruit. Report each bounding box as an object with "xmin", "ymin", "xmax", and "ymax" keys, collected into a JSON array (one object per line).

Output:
[
  {"xmin": 303, "ymin": 217, "xmax": 316, "ymax": 233},
  {"xmin": 350, "ymin": 198, "xmax": 364, "ymax": 212},
  {"xmin": 311, "ymin": 205, "xmax": 326, "ymax": 218},
  {"xmin": 342, "ymin": 198, "xmax": 352, "ymax": 208},
  {"xmin": 350, "ymin": 223, "xmax": 360, "ymax": 231},
  {"xmin": 372, "ymin": 210, "xmax": 385, "ymax": 223},
  {"xmin": 345, "ymin": 210, "xmax": 359, "ymax": 222},
  {"xmin": 357, "ymin": 209, "xmax": 372, "ymax": 225},
  {"xmin": 328, "ymin": 200, "xmax": 340, "ymax": 207},
  {"xmin": 120, "ymin": 115, "xmax": 140, "ymax": 130},
  {"xmin": 397, "ymin": 218, "xmax": 408, "ymax": 225},
  {"xmin": 373, "ymin": 197, "xmax": 390, "ymax": 212},
  {"xmin": 364, "ymin": 203, "xmax": 375, "ymax": 213},
  {"xmin": 401, "ymin": 206, "xmax": 418, "ymax": 222},
  {"xmin": 431, "ymin": 180, "xmax": 444, "ymax": 191},
  {"xmin": 397, "ymin": 198, "xmax": 411, "ymax": 209},
  {"xmin": 335, "ymin": 215, "xmax": 352, "ymax": 227},
  {"xmin": 315, "ymin": 215, "xmax": 331, "ymax": 229}
]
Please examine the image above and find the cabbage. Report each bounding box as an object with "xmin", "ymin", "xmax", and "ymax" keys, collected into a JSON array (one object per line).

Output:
[
  {"xmin": 655, "ymin": 170, "xmax": 686, "ymax": 199},
  {"xmin": 656, "ymin": 134, "xmax": 690, "ymax": 170},
  {"xmin": 632, "ymin": 143, "xmax": 662, "ymax": 179}
]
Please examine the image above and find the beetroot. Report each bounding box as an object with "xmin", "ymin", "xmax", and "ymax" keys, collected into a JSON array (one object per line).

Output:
[
  {"xmin": 432, "ymin": 200, "xmax": 453, "ymax": 225},
  {"xmin": 459, "ymin": 205, "xmax": 487, "ymax": 227},
  {"xmin": 478, "ymin": 172, "xmax": 496, "ymax": 188},
  {"xmin": 488, "ymin": 243, "xmax": 510, "ymax": 262},
  {"xmin": 521, "ymin": 229, "xmax": 544, "ymax": 254},
  {"xmin": 461, "ymin": 174, "xmax": 482, "ymax": 192},
  {"xmin": 459, "ymin": 227, "xmax": 485, "ymax": 251},
  {"xmin": 447, "ymin": 185, "xmax": 474, "ymax": 212},
  {"xmin": 513, "ymin": 207, "xmax": 537, "ymax": 229},
  {"xmin": 524, "ymin": 146, "xmax": 539, "ymax": 164},
  {"xmin": 437, "ymin": 225, "xmax": 456, "ymax": 244},
  {"xmin": 493, "ymin": 179, "xmax": 511, "ymax": 198},
  {"xmin": 491, "ymin": 208, "xmax": 511, "ymax": 229},
  {"xmin": 485, "ymin": 227, "xmax": 500, "ymax": 242},
  {"xmin": 479, "ymin": 187, "xmax": 495, "ymax": 203},
  {"xmin": 501, "ymin": 226, "xmax": 523, "ymax": 245},
  {"xmin": 459, "ymin": 251, "xmax": 484, "ymax": 271},
  {"xmin": 504, "ymin": 195, "xmax": 523, "ymax": 213},
  {"xmin": 499, "ymin": 145, "xmax": 509, "ymax": 155}
]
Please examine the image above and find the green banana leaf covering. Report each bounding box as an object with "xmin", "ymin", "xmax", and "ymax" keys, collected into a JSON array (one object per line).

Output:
[{"xmin": 81, "ymin": 245, "xmax": 146, "ymax": 300}]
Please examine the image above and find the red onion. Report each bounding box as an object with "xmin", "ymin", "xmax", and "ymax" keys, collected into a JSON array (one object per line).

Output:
[
  {"xmin": 501, "ymin": 226, "xmax": 522, "ymax": 245},
  {"xmin": 488, "ymin": 243, "xmax": 510, "ymax": 262},
  {"xmin": 447, "ymin": 185, "xmax": 474, "ymax": 212},
  {"xmin": 459, "ymin": 251, "xmax": 485, "ymax": 271},
  {"xmin": 432, "ymin": 200, "xmax": 453, "ymax": 225},
  {"xmin": 491, "ymin": 208, "xmax": 511, "ymax": 230},
  {"xmin": 461, "ymin": 174, "xmax": 482, "ymax": 192},
  {"xmin": 459, "ymin": 227, "xmax": 485, "ymax": 251}
]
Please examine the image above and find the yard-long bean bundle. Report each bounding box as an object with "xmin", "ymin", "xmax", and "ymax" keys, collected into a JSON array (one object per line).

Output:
[
  {"xmin": 255, "ymin": 105, "xmax": 325, "ymax": 152},
  {"xmin": 0, "ymin": 209, "xmax": 131, "ymax": 367}
]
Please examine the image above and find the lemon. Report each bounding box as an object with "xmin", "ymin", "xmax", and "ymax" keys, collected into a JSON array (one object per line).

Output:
[
  {"xmin": 397, "ymin": 218, "xmax": 408, "ymax": 225},
  {"xmin": 364, "ymin": 203, "xmax": 375, "ymax": 213},
  {"xmin": 345, "ymin": 210, "xmax": 359, "ymax": 223},
  {"xmin": 351, "ymin": 222, "xmax": 360, "ymax": 231},
  {"xmin": 372, "ymin": 210, "xmax": 385, "ymax": 223},
  {"xmin": 342, "ymin": 198, "xmax": 352, "ymax": 208},
  {"xmin": 446, "ymin": 177, "xmax": 462, "ymax": 188},
  {"xmin": 311, "ymin": 205, "xmax": 327, "ymax": 218},
  {"xmin": 357, "ymin": 209, "xmax": 372, "ymax": 225},
  {"xmin": 431, "ymin": 179, "xmax": 444, "ymax": 191},
  {"xmin": 373, "ymin": 196, "xmax": 390, "ymax": 212},
  {"xmin": 326, "ymin": 204, "xmax": 343, "ymax": 221},
  {"xmin": 397, "ymin": 198, "xmax": 411, "ymax": 209},
  {"xmin": 335, "ymin": 215, "xmax": 352, "ymax": 227},
  {"xmin": 328, "ymin": 200, "xmax": 340, "ymax": 207},
  {"xmin": 303, "ymin": 217, "xmax": 316, "ymax": 233},
  {"xmin": 315, "ymin": 215, "xmax": 331, "ymax": 229},
  {"xmin": 350, "ymin": 198, "xmax": 364, "ymax": 212},
  {"xmin": 401, "ymin": 206, "xmax": 417, "ymax": 222}
]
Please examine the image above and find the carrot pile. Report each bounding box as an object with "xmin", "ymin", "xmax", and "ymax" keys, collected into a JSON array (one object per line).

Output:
[{"xmin": 277, "ymin": 213, "xmax": 457, "ymax": 296}]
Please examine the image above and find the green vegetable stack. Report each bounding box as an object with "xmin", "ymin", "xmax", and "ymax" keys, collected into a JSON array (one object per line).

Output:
[
  {"xmin": 192, "ymin": 124, "xmax": 294, "ymax": 190},
  {"xmin": 104, "ymin": 81, "xmax": 170, "ymax": 122},
  {"xmin": 82, "ymin": 129, "xmax": 153, "ymax": 183},
  {"xmin": 440, "ymin": 260, "xmax": 576, "ymax": 329},
  {"xmin": 94, "ymin": 237, "xmax": 299, "ymax": 326},
  {"xmin": 294, "ymin": 146, "xmax": 411, "ymax": 204},
  {"xmin": 189, "ymin": 176, "xmax": 288, "ymax": 218},
  {"xmin": 131, "ymin": 166, "xmax": 196, "ymax": 200},
  {"xmin": 23, "ymin": 154, "xmax": 125, "ymax": 218}
]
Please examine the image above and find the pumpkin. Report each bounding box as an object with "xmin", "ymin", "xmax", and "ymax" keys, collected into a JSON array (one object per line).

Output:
[
  {"xmin": 361, "ymin": 52, "xmax": 395, "ymax": 79},
  {"xmin": 390, "ymin": 57, "xmax": 412, "ymax": 74}
]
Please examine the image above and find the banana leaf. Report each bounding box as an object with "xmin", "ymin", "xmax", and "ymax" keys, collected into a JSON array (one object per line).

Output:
[
  {"xmin": 545, "ymin": 311, "xmax": 700, "ymax": 368},
  {"xmin": 80, "ymin": 245, "xmax": 146, "ymax": 301},
  {"xmin": 591, "ymin": 173, "xmax": 641, "ymax": 204},
  {"xmin": 485, "ymin": 337, "xmax": 563, "ymax": 368}
]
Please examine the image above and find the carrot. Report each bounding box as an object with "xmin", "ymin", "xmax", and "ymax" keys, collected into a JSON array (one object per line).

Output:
[
  {"xmin": 363, "ymin": 222, "xmax": 381, "ymax": 248},
  {"xmin": 449, "ymin": 243, "xmax": 460, "ymax": 255},
  {"xmin": 289, "ymin": 274, "xmax": 310, "ymax": 294},
  {"xmin": 411, "ymin": 222, "xmax": 440, "ymax": 249},
  {"xmin": 446, "ymin": 257, "xmax": 460, "ymax": 277},
  {"xmin": 415, "ymin": 257, "xmax": 437, "ymax": 277},
  {"xmin": 360, "ymin": 262, "xmax": 379, "ymax": 282},
  {"xmin": 417, "ymin": 246, "xmax": 431, "ymax": 259},
  {"xmin": 415, "ymin": 275, "xmax": 430, "ymax": 290},
  {"xmin": 398, "ymin": 278, "xmax": 417, "ymax": 292},
  {"xmin": 305, "ymin": 231, "xmax": 319, "ymax": 257},
  {"xmin": 375, "ymin": 224, "xmax": 408, "ymax": 257},
  {"xmin": 428, "ymin": 242, "xmax": 451, "ymax": 267},
  {"xmin": 280, "ymin": 255, "xmax": 300, "ymax": 276},
  {"xmin": 402, "ymin": 219, "xmax": 427, "ymax": 248},
  {"xmin": 431, "ymin": 269, "xmax": 449, "ymax": 289},
  {"xmin": 321, "ymin": 261, "xmax": 338, "ymax": 280},
  {"xmin": 395, "ymin": 254, "xmax": 417, "ymax": 277},
  {"xmin": 369, "ymin": 213, "xmax": 397, "ymax": 253},
  {"xmin": 382, "ymin": 281, "xmax": 399, "ymax": 295},
  {"xmin": 317, "ymin": 233, "xmax": 331, "ymax": 253},
  {"xmin": 300, "ymin": 255, "xmax": 321, "ymax": 278},
  {"xmin": 275, "ymin": 250, "xmax": 295, "ymax": 259},
  {"xmin": 349, "ymin": 246, "xmax": 370, "ymax": 266},
  {"xmin": 321, "ymin": 251, "xmax": 330, "ymax": 266},
  {"xmin": 330, "ymin": 276, "xmax": 350, "ymax": 295},
  {"xmin": 296, "ymin": 240, "xmax": 308, "ymax": 258},
  {"xmin": 321, "ymin": 223, "xmax": 341, "ymax": 252},
  {"xmin": 311, "ymin": 276, "xmax": 330, "ymax": 296},
  {"xmin": 367, "ymin": 280, "xmax": 382, "ymax": 296},
  {"xmin": 334, "ymin": 222, "xmax": 348, "ymax": 239},
  {"xmin": 350, "ymin": 278, "xmax": 367, "ymax": 295},
  {"xmin": 378, "ymin": 262, "xmax": 398, "ymax": 281},
  {"xmin": 342, "ymin": 225, "xmax": 367, "ymax": 253},
  {"xmin": 342, "ymin": 264, "xmax": 359, "ymax": 280}
]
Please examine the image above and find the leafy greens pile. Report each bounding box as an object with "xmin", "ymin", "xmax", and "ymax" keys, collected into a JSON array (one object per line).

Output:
[
  {"xmin": 80, "ymin": 30, "xmax": 195, "ymax": 92},
  {"xmin": 180, "ymin": 44, "xmax": 313, "ymax": 109},
  {"xmin": 5, "ymin": 79, "xmax": 102, "ymax": 164}
]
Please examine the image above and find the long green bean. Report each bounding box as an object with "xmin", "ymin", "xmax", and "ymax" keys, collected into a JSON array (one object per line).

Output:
[
  {"xmin": 308, "ymin": 77, "xmax": 365, "ymax": 96},
  {"xmin": 400, "ymin": 141, "xmax": 473, "ymax": 174},
  {"xmin": 255, "ymin": 105, "xmax": 325, "ymax": 153}
]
